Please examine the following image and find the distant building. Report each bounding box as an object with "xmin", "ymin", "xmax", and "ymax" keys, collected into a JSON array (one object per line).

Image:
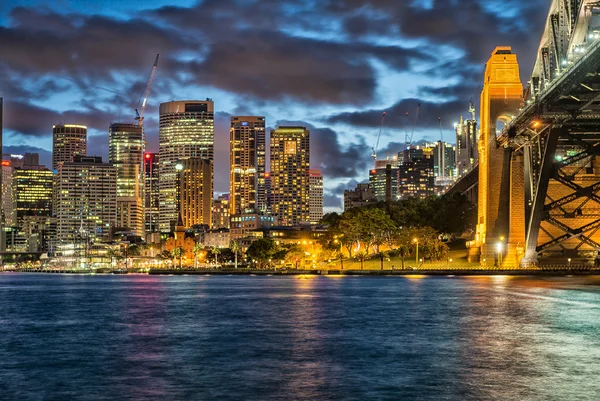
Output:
[
  {"xmin": 52, "ymin": 124, "xmax": 87, "ymax": 171},
  {"xmin": 159, "ymin": 100, "xmax": 214, "ymax": 232},
  {"xmin": 398, "ymin": 147, "xmax": 435, "ymax": 199},
  {"xmin": 12, "ymin": 165, "xmax": 53, "ymax": 225},
  {"xmin": 55, "ymin": 156, "xmax": 117, "ymax": 243},
  {"xmin": 455, "ymin": 104, "xmax": 478, "ymax": 176},
  {"xmin": 369, "ymin": 159, "xmax": 399, "ymax": 203},
  {"xmin": 143, "ymin": 152, "xmax": 160, "ymax": 234},
  {"xmin": 230, "ymin": 213, "xmax": 276, "ymax": 240},
  {"xmin": 177, "ymin": 158, "xmax": 212, "ymax": 228},
  {"xmin": 212, "ymin": 194, "xmax": 230, "ymax": 229},
  {"xmin": 230, "ymin": 116, "xmax": 266, "ymax": 215},
  {"xmin": 344, "ymin": 183, "xmax": 377, "ymax": 211},
  {"xmin": 109, "ymin": 123, "xmax": 144, "ymax": 237},
  {"xmin": 309, "ymin": 169, "xmax": 323, "ymax": 224},
  {"xmin": 203, "ymin": 228, "xmax": 230, "ymax": 249},
  {"xmin": 270, "ymin": 126, "xmax": 310, "ymax": 226}
]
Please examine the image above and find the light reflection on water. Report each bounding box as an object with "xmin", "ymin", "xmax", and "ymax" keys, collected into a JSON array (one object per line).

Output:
[{"xmin": 1, "ymin": 274, "xmax": 600, "ymax": 400}]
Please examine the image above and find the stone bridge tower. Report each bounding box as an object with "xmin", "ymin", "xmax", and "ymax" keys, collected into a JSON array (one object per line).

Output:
[{"xmin": 470, "ymin": 47, "xmax": 524, "ymax": 266}]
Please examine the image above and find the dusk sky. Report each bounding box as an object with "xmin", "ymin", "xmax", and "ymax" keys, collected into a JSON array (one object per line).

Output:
[{"xmin": 0, "ymin": 0, "xmax": 548, "ymax": 212}]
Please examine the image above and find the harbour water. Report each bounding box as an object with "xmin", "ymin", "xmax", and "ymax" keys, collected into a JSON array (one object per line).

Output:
[{"xmin": 1, "ymin": 274, "xmax": 600, "ymax": 400}]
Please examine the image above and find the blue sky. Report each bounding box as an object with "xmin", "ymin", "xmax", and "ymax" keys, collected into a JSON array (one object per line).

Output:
[{"xmin": 0, "ymin": 0, "xmax": 549, "ymax": 211}]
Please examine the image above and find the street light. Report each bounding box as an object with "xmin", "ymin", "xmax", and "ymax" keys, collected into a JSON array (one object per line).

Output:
[
  {"xmin": 568, "ymin": 257, "xmax": 572, "ymax": 268},
  {"xmin": 497, "ymin": 242, "xmax": 503, "ymax": 266},
  {"xmin": 413, "ymin": 238, "xmax": 419, "ymax": 266}
]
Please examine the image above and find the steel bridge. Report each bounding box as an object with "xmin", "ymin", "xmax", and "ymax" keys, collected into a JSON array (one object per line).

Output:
[{"xmin": 450, "ymin": 0, "xmax": 600, "ymax": 267}]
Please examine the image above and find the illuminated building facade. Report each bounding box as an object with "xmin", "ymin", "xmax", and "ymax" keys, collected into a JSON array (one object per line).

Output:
[
  {"xmin": 230, "ymin": 116, "xmax": 266, "ymax": 215},
  {"xmin": 52, "ymin": 124, "xmax": 87, "ymax": 170},
  {"xmin": 159, "ymin": 100, "xmax": 214, "ymax": 232},
  {"xmin": 369, "ymin": 160, "xmax": 399, "ymax": 203},
  {"xmin": 212, "ymin": 193, "xmax": 230, "ymax": 229},
  {"xmin": 109, "ymin": 123, "xmax": 144, "ymax": 237},
  {"xmin": 230, "ymin": 213, "xmax": 276, "ymax": 240},
  {"xmin": 309, "ymin": 169, "xmax": 323, "ymax": 224},
  {"xmin": 398, "ymin": 148, "xmax": 435, "ymax": 199},
  {"xmin": 177, "ymin": 158, "xmax": 212, "ymax": 228},
  {"xmin": 269, "ymin": 126, "xmax": 310, "ymax": 226},
  {"xmin": 55, "ymin": 156, "xmax": 117, "ymax": 243},
  {"xmin": 143, "ymin": 152, "xmax": 159, "ymax": 233},
  {"xmin": 455, "ymin": 114, "xmax": 478, "ymax": 176},
  {"xmin": 12, "ymin": 165, "xmax": 53, "ymax": 224}
]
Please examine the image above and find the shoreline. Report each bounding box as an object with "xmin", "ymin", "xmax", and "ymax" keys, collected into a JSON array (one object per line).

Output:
[{"xmin": 4, "ymin": 268, "xmax": 600, "ymax": 277}]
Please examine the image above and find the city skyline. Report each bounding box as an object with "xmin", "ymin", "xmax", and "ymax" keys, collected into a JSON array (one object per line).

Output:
[{"xmin": 0, "ymin": 0, "xmax": 549, "ymax": 212}]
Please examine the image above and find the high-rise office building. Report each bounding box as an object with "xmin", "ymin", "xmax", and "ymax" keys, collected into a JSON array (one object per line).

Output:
[
  {"xmin": 398, "ymin": 148, "xmax": 435, "ymax": 199},
  {"xmin": 230, "ymin": 116, "xmax": 266, "ymax": 215},
  {"xmin": 52, "ymin": 124, "xmax": 87, "ymax": 171},
  {"xmin": 369, "ymin": 159, "xmax": 399, "ymax": 203},
  {"xmin": 55, "ymin": 156, "xmax": 117, "ymax": 243},
  {"xmin": 2, "ymin": 153, "xmax": 43, "ymax": 226},
  {"xmin": 270, "ymin": 126, "xmax": 310, "ymax": 226},
  {"xmin": 177, "ymin": 158, "xmax": 212, "ymax": 228},
  {"xmin": 433, "ymin": 141, "xmax": 456, "ymax": 186},
  {"xmin": 309, "ymin": 169, "xmax": 323, "ymax": 224},
  {"xmin": 159, "ymin": 100, "xmax": 214, "ymax": 232},
  {"xmin": 12, "ymin": 165, "xmax": 53, "ymax": 224},
  {"xmin": 455, "ymin": 104, "xmax": 478, "ymax": 176},
  {"xmin": 212, "ymin": 193, "xmax": 230, "ymax": 229},
  {"xmin": 109, "ymin": 123, "xmax": 144, "ymax": 237},
  {"xmin": 143, "ymin": 152, "xmax": 160, "ymax": 233}
]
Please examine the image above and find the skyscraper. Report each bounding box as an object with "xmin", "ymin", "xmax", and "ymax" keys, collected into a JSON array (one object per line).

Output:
[
  {"xmin": 398, "ymin": 148, "xmax": 435, "ymax": 199},
  {"xmin": 109, "ymin": 123, "xmax": 144, "ymax": 237},
  {"xmin": 12, "ymin": 165, "xmax": 53, "ymax": 224},
  {"xmin": 55, "ymin": 156, "xmax": 117, "ymax": 243},
  {"xmin": 270, "ymin": 126, "xmax": 310, "ymax": 226},
  {"xmin": 159, "ymin": 100, "xmax": 214, "ymax": 232},
  {"xmin": 309, "ymin": 169, "xmax": 323, "ymax": 224},
  {"xmin": 143, "ymin": 152, "xmax": 159, "ymax": 233},
  {"xmin": 52, "ymin": 124, "xmax": 87, "ymax": 171},
  {"xmin": 369, "ymin": 159, "xmax": 399, "ymax": 203},
  {"xmin": 455, "ymin": 104, "xmax": 478, "ymax": 176},
  {"xmin": 229, "ymin": 116, "xmax": 266, "ymax": 215},
  {"xmin": 177, "ymin": 158, "xmax": 212, "ymax": 228}
]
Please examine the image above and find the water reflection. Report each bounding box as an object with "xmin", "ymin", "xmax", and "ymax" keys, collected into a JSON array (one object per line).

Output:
[{"xmin": 1, "ymin": 274, "xmax": 600, "ymax": 400}]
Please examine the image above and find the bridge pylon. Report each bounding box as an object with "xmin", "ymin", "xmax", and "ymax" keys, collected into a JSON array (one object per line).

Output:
[{"xmin": 469, "ymin": 47, "xmax": 525, "ymax": 267}]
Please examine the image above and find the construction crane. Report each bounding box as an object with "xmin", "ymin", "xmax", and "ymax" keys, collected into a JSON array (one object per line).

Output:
[
  {"xmin": 370, "ymin": 111, "xmax": 387, "ymax": 164},
  {"xmin": 135, "ymin": 53, "xmax": 160, "ymax": 127},
  {"xmin": 405, "ymin": 104, "xmax": 420, "ymax": 150}
]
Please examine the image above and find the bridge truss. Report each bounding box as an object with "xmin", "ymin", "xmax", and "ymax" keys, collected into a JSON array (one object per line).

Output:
[{"xmin": 503, "ymin": 0, "xmax": 600, "ymax": 263}]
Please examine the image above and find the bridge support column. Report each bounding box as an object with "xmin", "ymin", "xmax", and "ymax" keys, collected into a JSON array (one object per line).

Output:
[
  {"xmin": 521, "ymin": 127, "xmax": 561, "ymax": 267},
  {"xmin": 503, "ymin": 152, "xmax": 525, "ymax": 267}
]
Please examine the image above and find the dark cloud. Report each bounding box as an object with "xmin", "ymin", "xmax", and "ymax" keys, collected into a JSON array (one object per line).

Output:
[
  {"xmin": 323, "ymin": 98, "xmax": 468, "ymax": 130},
  {"xmin": 3, "ymin": 100, "xmax": 119, "ymax": 137},
  {"xmin": 324, "ymin": 194, "xmax": 342, "ymax": 208}
]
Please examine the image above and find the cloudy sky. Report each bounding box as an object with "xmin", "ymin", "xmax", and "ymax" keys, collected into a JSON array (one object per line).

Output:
[{"xmin": 0, "ymin": 0, "xmax": 549, "ymax": 211}]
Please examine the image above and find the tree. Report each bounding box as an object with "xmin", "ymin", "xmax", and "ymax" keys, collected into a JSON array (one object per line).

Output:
[
  {"xmin": 355, "ymin": 250, "xmax": 368, "ymax": 270},
  {"xmin": 193, "ymin": 244, "xmax": 203, "ymax": 269},
  {"xmin": 171, "ymin": 247, "xmax": 184, "ymax": 269},
  {"xmin": 106, "ymin": 248, "xmax": 122, "ymax": 267},
  {"xmin": 230, "ymin": 240, "xmax": 240, "ymax": 269},
  {"xmin": 390, "ymin": 229, "xmax": 412, "ymax": 270},
  {"xmin": 246, "ymin": 238, "xmax": 278, "ymax": 269},
  {"xmin": 211, "ymin": 246, "xmax": 221, "ymax": 265}
]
